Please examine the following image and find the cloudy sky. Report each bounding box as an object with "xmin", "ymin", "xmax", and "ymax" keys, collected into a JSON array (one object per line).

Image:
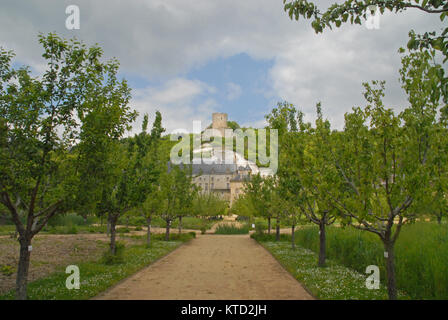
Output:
[{"xmin": 0, "ymin": 0, "xmax": 444, "ymax": 134}]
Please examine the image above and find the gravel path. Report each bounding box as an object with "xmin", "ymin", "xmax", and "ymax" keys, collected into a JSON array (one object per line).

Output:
[{"xmin": 94, "ymin": 234, "xmax": 314, "ymax": 300}]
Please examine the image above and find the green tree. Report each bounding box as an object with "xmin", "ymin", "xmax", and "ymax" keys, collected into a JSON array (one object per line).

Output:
[
  {"xmin": 142, "ymin": 188, "xmax": 163, "ymax": 246},
  {"xmin": 127, "ymin": 111, "xmax": 166, "ymax": 245},
  {"xmin": 0, "ymin": 34, "xmax": 135, "ymax": 299},
  {"xmin": 330, "ymin": 52, "xmax": 442, "ymax": 298},
  {"xmin": 174, "ymin": 165, "xmax": 197, "ymax": 234},
  {"xmin": 244, "ymin": 173, "xmax": 275, "ymax": 233}
]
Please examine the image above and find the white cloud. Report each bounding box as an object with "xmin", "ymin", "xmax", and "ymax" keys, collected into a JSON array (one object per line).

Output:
[
  {"xmin": 131, "ymin": 78, "xmax": 218, "ymax": 135},
  {"xmin": 226, "ymin": 82, "xmax": 242, "ymax": 101}
]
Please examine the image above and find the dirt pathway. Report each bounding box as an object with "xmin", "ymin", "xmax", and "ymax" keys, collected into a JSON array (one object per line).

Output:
[{"xmin": 94, "ymin": 234, "xmax": 314, "ymax": 300}]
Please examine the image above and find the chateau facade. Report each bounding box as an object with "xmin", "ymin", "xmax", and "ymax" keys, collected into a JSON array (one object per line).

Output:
[
  {"xmin": 174, "ymin": 112, "xmax": 273, "ymax": 206},
  {"xmin": 191, "ymin": 113, "xmax": 253, "ymax": 205}
]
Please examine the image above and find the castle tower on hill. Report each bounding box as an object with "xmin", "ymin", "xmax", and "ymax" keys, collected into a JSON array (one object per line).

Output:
[{"xmin": 212, "ymin": 112, "xmax": 228, "ymax": 136}]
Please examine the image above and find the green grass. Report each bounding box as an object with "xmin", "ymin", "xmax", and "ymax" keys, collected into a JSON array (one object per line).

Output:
[
  {"xmin": 0, "ymin": 233, "xmax": 195, "ymax": 300},
  {"xmin": 0, "ymin": 225, "xmax": 17, "ymax": 236},
  {"xmin": 253, "ymin": 238, "xmax": 407, "ymax": 300},
  {"xmin": 214, "ymin": 223, "xmax": 250, "ymax": 234},
  {"xmin": 293, "ymin": 222, "xmax": 448, "ymax": 300},
  {"xmin": 119, "ymin": 216, "xmax": 217, "ymax": 231}
]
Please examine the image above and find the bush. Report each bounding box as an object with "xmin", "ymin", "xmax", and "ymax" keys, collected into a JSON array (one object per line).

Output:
[
  {"xmin": 0, "ymin": 264, "xmax": 15, "ymax": 276},
  {"xmin": 116, "ymin": 227, "xmax": 130, "ymax": 233},
  {"xmin": 250, "ymin": 232, "xmax": 290, "ymax": 242},
  {"xmin": 66, "ymin": 225, "xmax": 78, "ymax": 234},
  {"xmin": 47, "ymin": 213, "xmax": 93, "ymax": 227},
  {"xmin": 134, "ymin": 226, "xmax": 143, "ymax": 231},
  {"xmin": 214, "ymin": 223, "xmax": 250, "ymax": 234},
  {"xmin": 255, "ymin": 222, "xmax": 267, "ymax": 235},
  {"xmin": 101, "ymin": 241, "xmax": 125, "ymax": 265},
  {"xmin": 151, "ymin": 232, "xmax": 196, "ymax": 242}
]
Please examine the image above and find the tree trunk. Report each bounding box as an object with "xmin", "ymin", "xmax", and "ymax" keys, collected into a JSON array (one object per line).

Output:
[
  {"xmin": 165, "ymin": 219, "xmax": 171, "ymax": 241},
  {"xmin": 83, "ymin": 215, "xmax": 87, "ymax": 225},
  {"xmin": 146, "ymin": 217, "xmax": 151, "ymax": 247},
  {"xmin": 178, "ymin": 216, "xmax": 182, "ymax": 234},
  {"xmin": 275, "ymin": 217, "xmax": 280, "ymax": 241},
  {"xmin": 437, "ymin": 213, "xmax": 442, "ymax": 224},
  {"xmin": 126, "ymin": 216, "xmax": 129, "ymax": 229},
  {"xmin": 384, "ymin": 240, "xmax": 398, "ymax": 300},
  {"xmin": 100, "ymin": 215, "xmax": 103, "ymax": 227},
  {"xmin": 106, "ymin": 219, "xmax": 111, "ymax": 236},
  {"xmin": 318, "ymin": 222, "xmax": 326, "ymax": 267},
  {"xmin": 291, "ymin": 225, "xmax": 295, "ymax": 249},
  {"xmin": 16, "ymin": 236, "xmax": 32, "ymax": 300},
  {"xmin": 267, "ymin": 217, "xmax": 271, "ymax": 234},
  {"xmin": 109, "ymin": 214, "xmax": 118, "ymax": 255}
]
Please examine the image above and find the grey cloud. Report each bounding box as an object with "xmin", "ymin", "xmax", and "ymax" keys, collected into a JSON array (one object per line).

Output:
[{"xmin": 0, "ymin": 0, "xmax": 444, "ymax": 130}]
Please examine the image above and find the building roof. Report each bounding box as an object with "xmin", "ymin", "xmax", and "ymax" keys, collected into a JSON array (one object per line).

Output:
[{"xmin": 169, "ymin": 162, "xmax": 238, "ymax": 175}]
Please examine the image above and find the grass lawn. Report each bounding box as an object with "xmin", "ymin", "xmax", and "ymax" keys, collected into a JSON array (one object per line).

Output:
[
  {"xmin": 0, "ymin": 233, "xmax": 194, "ymax": 300},
  {"xmin": 254, "ymin": 238, "xmax": 409, "ymax": 300}
]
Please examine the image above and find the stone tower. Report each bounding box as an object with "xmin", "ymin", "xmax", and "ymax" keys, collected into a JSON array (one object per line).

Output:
[{"xmin": 212, "ymin": 112, "xmax": 228, "ymax": 136}]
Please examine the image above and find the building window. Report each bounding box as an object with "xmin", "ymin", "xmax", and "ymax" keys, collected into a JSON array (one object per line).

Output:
[
  {"xmin": 211, "ymin": 183, "xmax": 214, "ymax": 189},
  {"xmin": 227, "ymin": 183, "xmax": 230, "ymax": 189}
]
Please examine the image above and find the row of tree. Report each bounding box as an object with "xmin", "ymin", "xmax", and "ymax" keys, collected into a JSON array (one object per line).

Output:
[
  {"xmin": 232, "ymin": 47, "xmax": 447, "ymax": 300},
  {"xmin": 231, "ymin": 0, "xmax": 448, "ymax": 301},
  {"xmin": 0, "ymin": 33, "xmax": 228, "ymax": 300}
]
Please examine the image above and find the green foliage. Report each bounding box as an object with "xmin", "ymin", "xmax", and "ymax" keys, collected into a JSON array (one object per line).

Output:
[
  {"xmin": 47, "ymin": 213, "xmax": 93, "ymax": 227},
  {"xmin": 101, "ymin": 241, "xmax": 125, "ymax": 265},
  {"xmin": 254, "ymin": 221, "xmax": 267, "ymax": 235},
  {"xmin": 294, "ymin": 223, "xmax": 448, "ymax": 299},
  {"xmin": 192, "ymin": 193, "xmax": 228, "ymax": 217},
  {"xmin": 116, "ymin": 227, "xmax": 130, "ymax": 234},
  {"xmin": 214, "ymin": 223, "xmax": 250, "ymax": 234},
  {"xmin": 250, "ymin": 232, "xmax": 291, "ymax": 242},
  {"xmin": 0, "ymin": 264, "xmax": 15, "ymax": 276}
]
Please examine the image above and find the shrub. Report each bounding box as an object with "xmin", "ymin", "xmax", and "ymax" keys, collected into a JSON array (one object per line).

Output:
[
  {"xmin": 66, "ymin": 225, "xmax": 78, "ymax": 234},
  {"xmin": 250, "ymin": 232, "xmax": 290, "ymax": 242},
  {"xmin": 116, "ymin": 227, "xmax": 130, "ymax": 233},
  {"xmin": 134, "ymin": 226, "xmax": 143, "ymax": 231},
  {"xmin": 47, "ymin": 213, "xmax": 92, "ymax": 227},
  {"xmin": 0, "ymin": 264, "xmax": 15, "ymax": 276},
  {"xmin": 214, "ymin": 223, "xmax": 250, "ymax": 234},
  {"xmin": 255, "ymin": 222, "xmax": 267, "ymax": 235},
  {"xmin": 101, "ymin": 241, "xmax": 125, "ymax": 265}
]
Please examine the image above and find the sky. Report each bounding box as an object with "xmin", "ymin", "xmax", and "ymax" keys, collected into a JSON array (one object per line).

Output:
[{"xmin": 0, "ymin": 0, "xmax": 445, "ymax": 135}]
